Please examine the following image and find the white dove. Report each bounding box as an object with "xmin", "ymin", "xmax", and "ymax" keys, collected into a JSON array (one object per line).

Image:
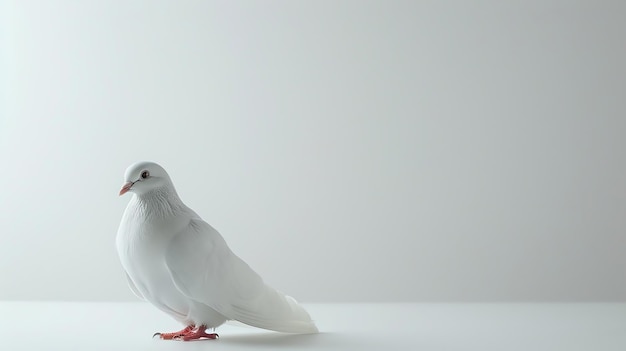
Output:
[{"xmin": 116, "ymin": 161, "xmax": 318, "ymax": 341}]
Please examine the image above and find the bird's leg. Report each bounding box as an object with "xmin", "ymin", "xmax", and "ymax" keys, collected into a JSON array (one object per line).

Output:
[
  {"xmin": 153, "ymin": 325, "xmax": 195, "ymax": 340},
  {"xmin": 177, "ymin": 325, "xmax": 219, "ymax": 341}
]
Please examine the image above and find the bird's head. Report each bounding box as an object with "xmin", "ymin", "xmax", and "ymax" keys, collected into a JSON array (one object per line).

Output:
[{"xmin": 119, "ymin": 161, "xmax": 172, "ymax": 196}]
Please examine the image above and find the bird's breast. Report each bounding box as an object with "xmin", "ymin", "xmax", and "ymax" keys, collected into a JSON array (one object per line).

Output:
[{"xmin": 116, "ymin": 201, "xmax": 192, "ymax": 299}]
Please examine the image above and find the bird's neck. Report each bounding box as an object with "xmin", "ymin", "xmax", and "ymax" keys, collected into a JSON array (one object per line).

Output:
[{"xmin": 134, "ymin": 186, "xmax": 185, "ymax": 219}]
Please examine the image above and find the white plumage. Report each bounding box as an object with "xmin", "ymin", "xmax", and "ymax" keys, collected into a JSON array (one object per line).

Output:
[{"xmin": 116, "ymin": 161, "xmax": 318, "ymax": 339}]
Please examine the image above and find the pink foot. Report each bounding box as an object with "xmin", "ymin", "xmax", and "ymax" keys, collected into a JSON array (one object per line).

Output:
[
  {"xmin": 177, "ymin": 325, "xmax": 219, "ymax": 341},
  {"xmin": 153, "ymin": 325, "xmax": 195, "ymax": 340}
]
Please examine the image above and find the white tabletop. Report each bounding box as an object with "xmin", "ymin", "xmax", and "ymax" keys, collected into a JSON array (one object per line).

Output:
[{"xmin": 0, "ymin": 302, "xmax": 624, "ymax": 351}]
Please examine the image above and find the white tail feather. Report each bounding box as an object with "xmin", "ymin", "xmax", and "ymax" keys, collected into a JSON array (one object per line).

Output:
[{"xmin": 229, "ymin": 284, "xmax": 318, "ymax": 334}]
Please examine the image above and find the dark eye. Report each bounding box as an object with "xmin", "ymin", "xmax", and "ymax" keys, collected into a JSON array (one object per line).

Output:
[{"xmin": 141, "ymin": 170, "xmax": 150, "ymax": 179}]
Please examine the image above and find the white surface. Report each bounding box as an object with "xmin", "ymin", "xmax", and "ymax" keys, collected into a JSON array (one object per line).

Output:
[
  {"xmin": 1, "ymin": 0, "xmax": 626, "ymax": 303},
  {"xmin": 1, "ymin": 302, "xmax": 625, "ymax": 351}
]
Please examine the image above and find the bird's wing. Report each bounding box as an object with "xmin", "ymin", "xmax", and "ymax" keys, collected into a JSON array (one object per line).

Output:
[
  {"xmin": 164, "ymin": 218, "xmax": 318, "ymax": 334},
  {"xmin": 125, "ymin": 271, "xmax": 144, "ymax": 300}
]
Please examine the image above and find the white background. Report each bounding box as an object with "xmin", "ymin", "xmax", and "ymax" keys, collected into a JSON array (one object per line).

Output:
[{"xmin": 1, "ymin": 0, "xmax": 624, "ymax": 303}]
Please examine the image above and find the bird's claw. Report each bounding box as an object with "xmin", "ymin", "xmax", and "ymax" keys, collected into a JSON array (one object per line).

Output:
[
  {"xmin": 173, "ymin": 330, "xmax": 219, "ymax": 341},
  {"xmin": 152, "ymin": 332, "xmax": 161, "ymax": 339}
]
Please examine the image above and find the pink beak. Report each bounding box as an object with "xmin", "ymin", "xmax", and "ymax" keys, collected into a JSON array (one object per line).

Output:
[{"xmin": 119, "ymin": 182, "xmax": 134, "ymax": 196}]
